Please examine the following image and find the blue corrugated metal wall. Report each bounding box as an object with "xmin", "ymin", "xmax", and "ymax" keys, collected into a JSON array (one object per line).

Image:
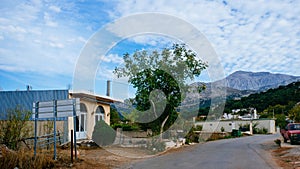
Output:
[{"xmin": 0, "ymin": 90, "xmax": 69, "ymax": 120}]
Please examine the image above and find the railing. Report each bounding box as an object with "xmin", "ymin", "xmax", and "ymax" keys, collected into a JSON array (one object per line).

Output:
[
  {"xmin": 32, "ymin": 131, "xmax": 64, "ymax": 149},
  {"xmin": 6, "ymin": 131, "xmax": 65, "ymax": 150},
  {"xmin": 0, "ymin": 131, "xmax": 65, "ymax": 150}
]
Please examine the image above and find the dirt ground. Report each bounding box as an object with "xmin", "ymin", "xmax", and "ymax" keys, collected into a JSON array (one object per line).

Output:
[
  {"xmin": 271, "ymin": 146, "xmax": 300, "ymax": 169},
  {"xmin": 54, "ymin": 144, "xmax": 197, "ymax": 169}
]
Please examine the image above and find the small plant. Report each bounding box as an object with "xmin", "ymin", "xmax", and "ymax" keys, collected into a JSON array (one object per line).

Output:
[
  {"xmin": 185, "ymin": 126, "xmax": 201, "ymax": 144},
  {"xmin": 274, "ymin": 139, "xmax": 281, "ymax": 147}
]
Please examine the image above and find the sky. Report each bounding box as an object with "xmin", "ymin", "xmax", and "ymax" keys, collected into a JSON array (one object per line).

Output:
[{"xmin": 0, "ymin": 0, "xmax": 299, "ymax": 99}]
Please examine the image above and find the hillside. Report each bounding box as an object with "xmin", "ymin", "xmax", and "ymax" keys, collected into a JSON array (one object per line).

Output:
[
  {"xmin": 225, "ymin": 81, "xmax": 300, "ymax": 113},
  {"xmin": 186, "ymin": 71, "xmax": 300, "ymax": 108}
]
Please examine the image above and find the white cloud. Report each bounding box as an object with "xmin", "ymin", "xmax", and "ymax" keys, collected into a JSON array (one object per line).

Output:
[
  {"xmin": 49, "ymin": 5, "xmax": 61, "ymax": 13},
  {"xmin": 0, "ymin": 0, "xmax": 299, "ymax": 92},
  {"xmin": 49, "ymin": 42, "xmax": 64, "ymax": 48},
  {"xmin": 0, "ymin": 0, "xmax": 92, "ymax": 77},
  {"xmin": 99, "ymin": 54, "xmax": 123, "ymax": 64},
  {"xmin": 44, "ymin": 12, "xmax": 58, "ymax": 27},
  {"xmin": 130, "ymin": 35, "xmax": 176, "ymax": 47},
  {"xmin": 109, "ymin": 0, "xmax": 300, "ymax": 76}
]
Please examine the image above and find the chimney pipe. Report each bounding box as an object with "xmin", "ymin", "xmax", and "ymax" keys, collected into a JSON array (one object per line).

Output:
[
  {"xmin": 26, "ymin": 85, "xmax": 32, "ymax": 91},
  {"xmin": 106, "ymin": 80, "xmax": 111, "ymax": 97}
]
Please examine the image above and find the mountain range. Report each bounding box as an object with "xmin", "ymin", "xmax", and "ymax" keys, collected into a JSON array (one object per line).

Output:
[
  {"xmin": 185, "ymin": 71, "xmax": 300, "ymax": 107},
  {"xmin": 216, "ymin": 71, "xmax": 300, "ymax": 91}
]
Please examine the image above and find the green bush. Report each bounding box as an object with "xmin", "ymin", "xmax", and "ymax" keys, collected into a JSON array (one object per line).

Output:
[
  {"xmin": 92, "ymin": 120, "xmax": 116, "ymax": 147},
  {"xmin": 185, "ymin": 126, "xmax": 202, "ymax": 144},
  {"xmin": 195, "ymin": 125, "xmax": 203, "ymax": 131},
  {"xmin": 0, "ymin": 106, "xmax": 31, "ymax": 150},
  {"xmin": 254, "ymin": 127, "xmax": 268, "ymax": 134}
]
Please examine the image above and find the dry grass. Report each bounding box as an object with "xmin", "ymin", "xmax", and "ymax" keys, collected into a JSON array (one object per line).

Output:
[{"xmin": 0, "ymin": 147, "xmax": 55, "ymax": 169}]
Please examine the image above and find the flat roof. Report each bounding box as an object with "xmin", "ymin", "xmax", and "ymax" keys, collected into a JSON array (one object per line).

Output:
[{"xmin": 69, "ymin": 91, "xmax": 123, "ymax": 103}]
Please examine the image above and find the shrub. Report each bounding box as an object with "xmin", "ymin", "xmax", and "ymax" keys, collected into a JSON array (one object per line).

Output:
[
  {"xmin": 195, "ymin": 125, "xmax": 203, "ymax": 131},
  {"xmin": 92, "ymin": 120, "xmax": 116, "ymax": 147},
  {"xmin": 0, "ymin": 106, "xmax": 31, "ymax": 150},
  {"xmin": 274, "ymin": 139, "xmax": 281, "ymax": 147},
  {"xmin": 185, "ymin": 126, "xmax": 202, "ymax": 144},
  {"xmin": 254, "ymin": 127, "xmax": 268, "ymax": 134}
]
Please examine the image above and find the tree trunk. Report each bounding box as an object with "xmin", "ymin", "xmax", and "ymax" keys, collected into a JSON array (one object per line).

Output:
[
  {"xmin": 150, "ymin": 100, "xmax": 158, "ymax": 118},
  {"xmin": 160, "ymin": 115, "xmax": 169, "ymax": 141}
]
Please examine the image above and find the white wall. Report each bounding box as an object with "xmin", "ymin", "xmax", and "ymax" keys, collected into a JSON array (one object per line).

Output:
[{"xmin": 195, "ymin": 119, "xmax": 276, "ymax": 134}]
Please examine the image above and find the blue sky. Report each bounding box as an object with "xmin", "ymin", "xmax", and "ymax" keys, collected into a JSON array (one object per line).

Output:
[{"xmin": 0, "ymin": 0, "xmax": 300, "ymax": 99}]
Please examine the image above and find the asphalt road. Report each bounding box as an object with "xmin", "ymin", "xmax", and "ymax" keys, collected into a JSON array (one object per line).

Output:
[{"xmin": 122, "ymin": 134, "xmax": 280, "ymax": 169}]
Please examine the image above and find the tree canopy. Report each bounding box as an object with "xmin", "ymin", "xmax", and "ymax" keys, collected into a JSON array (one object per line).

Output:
[
  {"xmin": 114, "ymin": 44, "xmax": 208, "ymax": 134},
  {"xmin": 289, "ymin": 104, "xmax": 300, "ymax": 123}
]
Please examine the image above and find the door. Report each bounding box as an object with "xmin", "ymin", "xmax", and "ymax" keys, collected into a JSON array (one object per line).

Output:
[{"xmin": 76, "ymin": 103, "xmax": 87, "ymax": 139}]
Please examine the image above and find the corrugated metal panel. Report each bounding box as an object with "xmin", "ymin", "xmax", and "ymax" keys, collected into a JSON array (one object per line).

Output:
[{"xmin": 0, "ymin": 90, "xmax": 69, "ymax": 120}]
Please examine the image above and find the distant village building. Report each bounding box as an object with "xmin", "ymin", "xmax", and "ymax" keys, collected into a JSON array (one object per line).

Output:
[
  {"xmin": 0, "ymin": 89, "xmax": 118, "ymax": 141},
  {"xmin": 224, "ymin": 107, "xmax": 259, "ymax": 120}
]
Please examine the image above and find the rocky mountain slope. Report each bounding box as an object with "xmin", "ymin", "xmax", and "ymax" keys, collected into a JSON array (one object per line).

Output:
[
  {"xmin": 216, "ymin": 71, "xmax": 300, "ymax": 91},
  {"xmin": 184, "ymin": 71, "xmax": 300, "ymax": 108}
]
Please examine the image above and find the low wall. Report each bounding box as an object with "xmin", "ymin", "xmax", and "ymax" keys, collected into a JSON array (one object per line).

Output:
[{"xmin": 195, "ymin": 119, "xmax": 276, "ymax": 134}]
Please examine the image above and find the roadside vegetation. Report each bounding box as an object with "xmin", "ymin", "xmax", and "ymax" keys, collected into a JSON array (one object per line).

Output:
[{"xmin": 0, "ymin": 106, "xmax": 58, "ymax": 169}]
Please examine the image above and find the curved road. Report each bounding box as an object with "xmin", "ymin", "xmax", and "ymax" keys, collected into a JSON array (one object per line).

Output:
[{"xmin": 121, "ymin": 134, "xmax": 280, "ymax": 169}]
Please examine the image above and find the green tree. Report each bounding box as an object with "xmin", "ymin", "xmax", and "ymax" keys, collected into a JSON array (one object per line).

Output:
[
  {"xmin": 289, "ymin": 104, "xmax": 300, "ymax": 122},
  {"xmin": 275, "ymin": 114, "xmax": 287, "ymax": 129},
  {"xmin": 114, "ymin": 44, "xmax": 208, "ymax": 135},
  {"xmin": 110, "ymin": 106, "xmax": 121, "ymax": 125}
]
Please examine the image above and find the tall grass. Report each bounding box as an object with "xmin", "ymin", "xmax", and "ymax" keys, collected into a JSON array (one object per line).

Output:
[{"xmin": 0, "ymin": 147, "xmax": 55, "ymax": 169}]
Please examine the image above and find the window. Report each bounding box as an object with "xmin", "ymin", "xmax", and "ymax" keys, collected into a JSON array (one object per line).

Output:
[{"xmin": 95, "ymin": 106, "xmax": 105, "ymax": 124}]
